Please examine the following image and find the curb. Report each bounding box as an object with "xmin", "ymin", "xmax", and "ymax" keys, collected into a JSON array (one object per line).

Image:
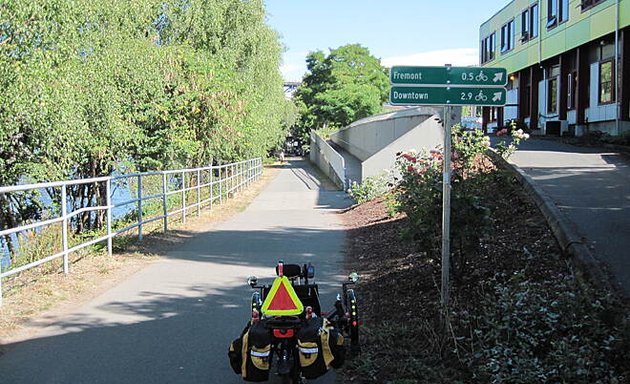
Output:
[{"xmin": 487, "ymin": 150, "xmax": 613, "ymax": 291}]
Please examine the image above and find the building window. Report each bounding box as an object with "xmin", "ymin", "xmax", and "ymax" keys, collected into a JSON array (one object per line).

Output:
[
  {"xmin": 547, "ymin": 65, "xmax": 560, "ymax": 114},
  {"xmin": 581, "ymin": 0, "xmax": 604, "ymax": 11},
  {"xmin": 481, "ymin": 33, "xmax": 496, "ymax": 64},
  {"xmin": 548, "ymin": 78, "xmax": 558, "ymax": 113},
  {"xmin": 521, "ymin": 3, "xmax": 539, "ymax": 43},
  {"xmin": 560, "ymin": 0, "xmax": 569, "ymax": 22},
  {"xmin": 599, "ymin": 60, "xmax": 615, "ymax": 104},
  {"xmin": 489, "ymin": 107, "xmax": 498, "ymax": 122},
  {"xmin": 547, "ymin": 0, "xmax": 568, "ymax": 29},
  {"xmin": 567, "ymin": 71, "xmax": 577, "ymax": 110},
  {"xmin": 501, "ymin": 19, "xmax": 514, "ymax": 53},
  {"xmin": 547, "ymin": 0, "xmax": 558, "ymax": 28},
  {"xmin": 521, "ymin": 9, "xmax": 530, "ymax": 41},
  {"xmin": 530, "ymin": 3, "xmax": 539, "ymax": 38}
]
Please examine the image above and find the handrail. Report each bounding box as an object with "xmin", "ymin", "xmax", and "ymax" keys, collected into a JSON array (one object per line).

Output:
[{"xmin": 0, "ymin": 158, "xmax": 264, "ymax": 305}]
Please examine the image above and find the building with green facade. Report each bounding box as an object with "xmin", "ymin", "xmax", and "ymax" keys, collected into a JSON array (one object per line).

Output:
[{"xmin": 480, "ymin": 0, "xmax": 629, "ymax": 136}]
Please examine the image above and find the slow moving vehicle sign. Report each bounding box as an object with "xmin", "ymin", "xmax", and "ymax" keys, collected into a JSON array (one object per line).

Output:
[{"xmin": 260, "ymin": 276, "xmax": 304, "ymax": 316}]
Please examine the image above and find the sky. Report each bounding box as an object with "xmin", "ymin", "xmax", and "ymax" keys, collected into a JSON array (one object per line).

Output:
[{"xmin": 264, "ymin": 0, "xmax": 509, "ymax": 82}]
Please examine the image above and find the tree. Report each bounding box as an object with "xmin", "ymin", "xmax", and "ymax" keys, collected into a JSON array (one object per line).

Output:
[
  {"xmin": 293, "ymin": 44, "xmax": 389, "ymax": 142},
  {"xmin": 0, "ymin": 0, "xmax": 293, "ymax": 258}
]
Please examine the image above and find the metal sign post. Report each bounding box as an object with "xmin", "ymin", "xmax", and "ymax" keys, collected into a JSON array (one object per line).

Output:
[
  {"xmin": 388, "ymin": 64, "xmax": 507, "ymax": 317},
  {"xmin": 441, "ymin": 107, "xmax": 452, "ymax": 309}
]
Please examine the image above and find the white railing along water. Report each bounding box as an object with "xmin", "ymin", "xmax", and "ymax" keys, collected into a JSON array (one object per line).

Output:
[{"xmin": 0, "ymin": 158, "xmax": 263, "ymax": 305}]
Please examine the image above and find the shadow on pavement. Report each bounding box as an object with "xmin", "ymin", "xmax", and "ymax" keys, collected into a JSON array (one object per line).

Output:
[
  {"xmin": 0, "ymin": 284, "xmax": 275, "ymax": 383},
  {"xmin": 0, "ymin": 157, "xmax": 350, "ymax": 384}
]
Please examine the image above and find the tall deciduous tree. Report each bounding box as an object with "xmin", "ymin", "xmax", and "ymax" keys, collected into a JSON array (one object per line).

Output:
[
  {"xmin": 0, "ymin": 0, "xmax": 294, "ymax": 257},
  {"xmin": 293, "ymin": 44, "xmax": 389, "ymax": 142}
]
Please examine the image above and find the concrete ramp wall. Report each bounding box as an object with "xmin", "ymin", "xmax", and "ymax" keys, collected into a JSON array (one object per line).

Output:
[
  {"xmin": 330, "ymin": 108, "xmax": 439, "ymax": 162},
  {"xmin": 309, "ymin": 130, "xmax": 346, "ymax": 190},
  {"xmin": 361, "ymin": 114, "xmax": 444, "ymax": 179}
]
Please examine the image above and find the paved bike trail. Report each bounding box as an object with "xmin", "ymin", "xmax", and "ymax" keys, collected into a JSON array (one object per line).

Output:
[
  {"xmin": 0, "ymin": 159, "xmax": 351, "ymax": 384},
  {"xmin": 508, "ymin": 139, "xmax": 630, "ymax": 294}
]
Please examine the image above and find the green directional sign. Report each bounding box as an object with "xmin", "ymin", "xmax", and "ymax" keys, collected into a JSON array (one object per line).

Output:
[
  {"xmin": 390, "ymin": 86, "xmax": 507, "ymax": 106},
  {"xmin": 390, "ymin": 66, "xmax": 508, "ymax": 87}
]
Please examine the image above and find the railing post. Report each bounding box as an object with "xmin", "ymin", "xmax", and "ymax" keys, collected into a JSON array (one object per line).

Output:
[
  {"xmin": 106, "ymin": 178, "xmax": 113, "ymax": 257},
  {"xmin": 181, "ymin": 171, "xmax": 186, "ymax": 224},
  {"xmin": 230, "ymin": 163, "xmax": 238, "ymax": 197},
  {"xmin": 197, "ymin": 169, "xmax": 201, "ymax": 216},
  {"xmin": 246, "ymin": 160, "xmax": 250, "ymax": 186},
  {"xmin": 61, "ymin": 184, "xmax": 69, "ymax": 274},
  {"xmin": 137, "ymin": 175, "xmax": 143, "ymax": 240},
  {"xmin": 210, "ymin": 166, "xmax": 214, "ymax": 210},
  {"xmin": 219, "ymin": 165, "xmax": 223, "ymax": 203},
  {"xmin": 162, "ymin": 173, "xmax": 168, "ymax": 232}
]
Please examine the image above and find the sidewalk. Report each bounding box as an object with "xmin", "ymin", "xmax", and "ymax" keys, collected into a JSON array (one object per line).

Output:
[
  {"xmin": 507, "ymin": 138, "xmax": 630, "ymax": 294},
  {"xmin": 0, "ymin": 159, "xmax": 349, "ymax": 384}
]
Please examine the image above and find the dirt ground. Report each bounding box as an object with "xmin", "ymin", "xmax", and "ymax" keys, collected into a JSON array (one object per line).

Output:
[{"xmin": 338, "ymin": 166, "xmax": 630, "ymax": 383}]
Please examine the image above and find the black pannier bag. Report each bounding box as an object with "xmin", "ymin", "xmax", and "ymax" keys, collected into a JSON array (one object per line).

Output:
[
  {"xmin": 228, "ymin": 321, "xmax": 272, "ymax": 382},
  {"xmin": 296, "ymin": 317, "xmax": 346, "ymax": 379}
]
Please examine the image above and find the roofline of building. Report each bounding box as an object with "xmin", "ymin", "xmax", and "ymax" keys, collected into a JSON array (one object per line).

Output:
[{"xmin": 479, "ymin": 0, "xmax": 516, "ymax": 30}]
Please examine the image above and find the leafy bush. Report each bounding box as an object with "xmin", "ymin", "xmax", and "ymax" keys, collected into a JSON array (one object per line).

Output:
[
  {"xmin": 495, "ymin": 120, "xmax": 530, "ymax": 159},
  {"xmin": 348, "ymin": 172, "xmax": 393, "ymax": 204},
  {"xmin": 461, "ymin": 271, "xmax": 628, "ymax": 383},
  {"xmin": 393, "ymin": 126, "xmax": 494, "ymax": 277},
  {"xmin": 500, "ymin": 119, "xmax": 530, "ymax": 133},
  {"xmin": 579, "ymin": 130, "xmax": 630, "ymax": 147}
]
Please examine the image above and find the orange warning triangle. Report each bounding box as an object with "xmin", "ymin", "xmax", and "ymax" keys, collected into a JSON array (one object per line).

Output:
[{"xmin": 261, "ymin": 276, "xmax": 304, "ymax": 316}]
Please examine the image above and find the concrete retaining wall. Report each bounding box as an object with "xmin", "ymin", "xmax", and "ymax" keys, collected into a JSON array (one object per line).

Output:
[
  {"xmin": 309, "ymin": 131, "xmax": 346, "ymax": 190},
  {"xmin": 361, "ymin": 114, "xmax": 444, "ymax": 179},
  {"xmin": 330, "ymin": 107, "xmax": 440, "ymax": 162}
]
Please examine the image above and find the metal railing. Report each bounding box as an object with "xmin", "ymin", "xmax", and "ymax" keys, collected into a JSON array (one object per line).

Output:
[{"xmin": 0, "ymin": 158, "xmax": 263, "ymax": 305}]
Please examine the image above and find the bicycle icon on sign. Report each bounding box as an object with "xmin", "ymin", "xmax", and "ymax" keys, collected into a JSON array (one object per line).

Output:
[
  {"xmin": 475, "ymin": 71, "xmax": 488, "ymax": 82},
  {"xmin": 474, "ymin": 90, "xmax": 487, "ymax": 102}
]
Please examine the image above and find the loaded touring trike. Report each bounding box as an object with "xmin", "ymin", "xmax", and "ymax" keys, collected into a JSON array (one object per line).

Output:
[{"xmin": 228, "ymin": 261, "xmax": 360, "ymax": 383}]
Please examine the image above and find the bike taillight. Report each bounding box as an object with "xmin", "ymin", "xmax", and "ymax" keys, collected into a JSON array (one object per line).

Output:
[{"xmin": 273, "ymin": 328, "xmax": 295, "ymax": 338}]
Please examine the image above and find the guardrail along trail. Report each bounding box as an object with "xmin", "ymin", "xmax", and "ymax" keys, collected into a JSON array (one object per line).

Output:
[{"xmin": 0, "ymin": 158, "xmax": 350, "ymax": 384}]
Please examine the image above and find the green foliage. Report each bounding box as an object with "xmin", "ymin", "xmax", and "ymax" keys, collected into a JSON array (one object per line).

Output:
[
  {"xmin": 292, "ymin": 44, "xmax": 389, "ymax": 143},
  {"xmin": 578, "ymin": 129, "xmax": 630, "ymax": 146},
  {"xmin": 393, "ymin": 126, "xmax": 492, "ymax": 274},
  {"xmin": 348, "ymin": 172, "xmax": 393, "ymax": 205},
  {"xmin": 463, "ymin": 271, "xmax": 628, "ymax": 383},
  {"xmin": 495, "ymin": 120, "xmax": 530, "ymax": 159},
  {"xmin": 500, "ymin": 118, "xmax": 530, "ymax": 133},
  {"xmin": 0, "ymin": 0, "xmax": 293, "ymax": 259}
]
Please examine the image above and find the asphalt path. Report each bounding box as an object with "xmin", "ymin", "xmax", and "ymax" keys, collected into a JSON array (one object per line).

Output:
[
  {"xmin": 508, "ymin": 139, "xmax": 630, "ymax": 293},
  {"xmin": 0, "ymin": 159, "xmax": 352, "ymax": 383}
]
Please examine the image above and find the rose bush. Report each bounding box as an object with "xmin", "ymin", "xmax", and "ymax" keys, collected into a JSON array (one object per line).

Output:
[{"xmin": 394, "ymin": 125, "xmax": 497, "ymax": 280}]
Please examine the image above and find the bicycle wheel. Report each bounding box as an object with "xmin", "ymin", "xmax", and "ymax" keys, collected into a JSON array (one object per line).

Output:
[{"xmin": 346, "ymin": 289, "xmax": 359, "ymax": 350}]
